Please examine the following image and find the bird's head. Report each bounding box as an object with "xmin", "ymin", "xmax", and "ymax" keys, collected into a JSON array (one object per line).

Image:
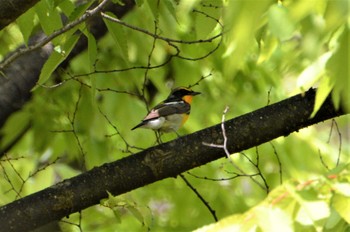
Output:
[{"xmin": 166, "ymin": 87, "xmax": 201, "ymax": 104}]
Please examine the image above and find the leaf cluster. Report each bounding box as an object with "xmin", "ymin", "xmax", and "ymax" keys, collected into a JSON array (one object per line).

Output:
[{"xmin": 0, "ymin": 0, "xmax": 349, "ymax": 231}]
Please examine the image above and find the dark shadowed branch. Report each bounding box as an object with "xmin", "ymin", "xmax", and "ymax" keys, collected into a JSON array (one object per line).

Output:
[
  {"xmin": 0, "ymin": 88, "xmax": 346, "ymax": 232},
  {"xmin": 0, "ymin": 0, "xmax": 40, "ymax": 30}
]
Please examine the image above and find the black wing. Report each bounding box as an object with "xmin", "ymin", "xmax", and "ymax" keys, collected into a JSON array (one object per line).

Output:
[{"xmin": 154, "ymin": 101, "xmax": 190, "ymax": 117}]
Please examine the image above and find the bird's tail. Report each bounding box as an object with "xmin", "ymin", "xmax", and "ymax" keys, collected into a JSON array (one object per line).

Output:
[{"xmin": 131, "ymin": 122, "xmax": 145, "ymax": 130}]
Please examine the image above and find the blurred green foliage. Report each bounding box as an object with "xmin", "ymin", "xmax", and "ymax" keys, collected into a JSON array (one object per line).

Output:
[{"xmin": 0, "ymin": 0, "xmax": 349, "ymax": 231}]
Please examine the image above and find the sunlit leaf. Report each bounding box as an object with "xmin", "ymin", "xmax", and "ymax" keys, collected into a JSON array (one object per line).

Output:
[
  {"xmin": 223, "ymin": 0, "xmax": 273, "ymax": 77},
  {"xmin": 333, "ymin": 183, "xmax": 350, "ymax": 197},
  {"xmin": 296, "ymin": 51, "xmax": 332, "ymax": 92},
  {"xmin": 193, "ymin": 214, "xmax": 249, "ymax": 232},
  {"xmin": 257, "ymin": 34, "xmax": 278, "ymax": 64},
  {"xmin": 325, "ymin": 209, "xmax": 343, "ymax": 230},
  {"xmin": 311, "ymin": 75, "xmax": 334, "ymax": 117},
  {"xmin": 332, "ymin": 193, "xmax": 350, "ymax": 223},
  {"xmin": 328, "ymin": 27, "xmax": 350, "ymax": 112},
  {"xmin": 256, "ymin": 206, "xmax": 293, "ymax": 232},
  {"xmin": 268, "ymin": 4, "xmax": 295, "ymax": 41},
  {"xmin": 296, "ymin": 201, "xmax": 330, "ymax": 225}
]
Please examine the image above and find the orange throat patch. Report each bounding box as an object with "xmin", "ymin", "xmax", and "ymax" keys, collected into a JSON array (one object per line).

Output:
[{"xmin": 182, "ymin": 95, "xmax": 193, "ymax": 104}]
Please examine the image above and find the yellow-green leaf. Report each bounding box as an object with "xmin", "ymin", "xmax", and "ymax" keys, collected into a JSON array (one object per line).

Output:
[
  {"xmin": 16, "ymin": 8, "xmax": 36, "ymax": 45},
  {"xmin": 296, "ymin": 201, "xmax": 330, "ymax": 225},
  {"xmin": 38, "ymin": 33, "xmax": 80, "ymax": 85},
  {"xmin": 103, "ymin": 13, "xmax": 129, "ymax": 63},
  {"xmin": 332, "ymin": 193, "xmax": 350, "ymax": 223},
  {"xmin": 268, "ymin": 4, "xmax": 295, "ymax": 41},
  {"xmin": 256, "ymin": 206, "xmax": 293, "ymax": 232},
  {"xmin": 311, "ymin": 75, "xmax": 334, "ymax": 117}
]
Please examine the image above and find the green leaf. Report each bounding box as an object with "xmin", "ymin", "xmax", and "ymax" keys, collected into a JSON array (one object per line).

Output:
[
  {"xmin": 112, "ymin": 209, "xmax": 122, "ymax": 224},
  {"xmin": 325, "ymin": 209, "xmax": 343, "ymax": 230},
  {"xmin": 296, "ymin": 51, "xmax": 332, "ymax": 92},
  {"xmin": 327, "ymin": 27, "xmax": 350, "ymax": 112},
  {"xmin": 58, "ymin": 0, "xmax": 75, "ymax": 17},
  {"xmin": 67, "ymin": 2, "xmax": 95, "ymax": 21},
  {"xmin": 332, "ymin": 193, "xmax": 350, "ymax": 224},
  {"xmin": 35, "ymin": 1, "xmax": 63, "ymax": 35},
  {"xmin": 223, "ymin": 0, "xmax": 273, "ymax": 77},
  {"xmin": 256, "ymin": 206, "xmax": 293, "ymax": 232},
  {"xmin": 333, "ymin": 183, "xmax": 350, "ymax": 197},
  {"xmin": 324, "ymin": 0, "xmax": 349, "ymax": 32},
  {"xmin": 163, "ymin": 0, "xmax": 177, "ymax": 23},
  {"xmin": 296, "ymin": 201, "xmax": 330, "ymax": 225},
  {"xmin": 268, "ymin": 4, "xmax": 295, "ymax": 41},
  {"xmin": 127, "ymin": 205, "xmax": 144, "ymax": 225},
  {"xmin": 16, "ymin": 8, "xmax": 36, "ymax": 45},
  {"xmin": 311, "ymin": 75, "xmax": 334, "ymax": 117},
  {"xmin": 107, "ymin": 191, "xmax": 119, "ymax": 205},
  {"xmin": 38, "ymin": 33, "xmax": 80, "ymax": 85},
  {"xmin": 146, "ymin": 0, "xmax": 160, "ymax": 20},
  {"xmin": 193, "ymin": 214, "xmax": 248, "ymax": 232},
  {"xmin": 0, "ymin": 110, "xmax": 30, "ymax": 149},
  {"xmin": 74, "ymin": 87, "xmax": 94, "ymax": 134},
  {"xmin": 45, "ymin": 0, "xmax": 55, "ymax": 10},
  {"xmin": 134, "ymin": 0, "xmax": 144, "ymax": 7},
  {"xmin": 195, "ymin": 0, "xmax": 223, "ymax": 39},
  {"xmin": 85, "ymin": 30, "xmax": 98, "ymax": 72},
  {"xmin": 103, "ymin": 13, "xmax": 129, "ymax": 63}
]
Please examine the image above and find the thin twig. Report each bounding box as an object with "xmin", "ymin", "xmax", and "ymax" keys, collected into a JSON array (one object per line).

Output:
[
  {"xmin": 202, "ymin": 106, "xmax": 268, "ymax": 192},
  {"xmin": 187, "ymin": 171, "xmax": 260, "ymax": 181},
  {"xmin": 69, "ymin": 84, "xmax": 86, "ymax": 169},
  {"xmin": 97, "ymin": 106, "xmax": 144, "ymax": 152},
  {"xmin": 318, "ymin": 149, "xmax": 330, "ymax": 171},
  {"xmin": 0, "ymin": 0, "xmax": 111, "ymax": 70},
  {"xmin": 100, "ymin": 12, "xmax": 222, "ymax": 45},
  {"xmin": 269, "ymin": 142, "xmax": 283, "ymax": 184},
  {"xmin": 179, "ymin": 174, "xmax": 217, "ymax": 222},
  {"xmin": 328, "ymin": 119, "xmax": 342, "ymax": 167}
]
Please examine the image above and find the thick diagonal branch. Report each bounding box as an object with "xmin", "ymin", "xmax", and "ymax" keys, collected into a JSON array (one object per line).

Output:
[
  {"xmin": 0, "ymin": 0, "xmax": 39, "ymax": 30},
  {"xmin": 0, "ymin": 88, "xmax": 346, "ymax": 232}
]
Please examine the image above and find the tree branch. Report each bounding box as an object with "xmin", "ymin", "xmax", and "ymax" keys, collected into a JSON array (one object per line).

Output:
[
  {"xmin": 0, "ymin": 1, "xmax": 135, "ymax": 128},
  {"xmin": 0, "ymin": 0, "xmax": 110, "ymax": 71},
  {"xmin": 0, "ymin": 88, "xmax": 346, "ymax": 232},
  {"xmin": 0, "ymin": 0, "xmax": 39, "ymax": 30}
]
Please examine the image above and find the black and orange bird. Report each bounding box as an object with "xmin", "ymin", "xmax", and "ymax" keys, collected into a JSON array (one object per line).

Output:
[{"xmin": 131, "ymin": 87, "xmax": 200, "ymax": 133}]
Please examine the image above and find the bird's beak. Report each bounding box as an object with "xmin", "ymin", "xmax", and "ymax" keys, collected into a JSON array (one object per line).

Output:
[{"xmin": 191, "ymin": 91, "xmax": 201, "ymax": 96}]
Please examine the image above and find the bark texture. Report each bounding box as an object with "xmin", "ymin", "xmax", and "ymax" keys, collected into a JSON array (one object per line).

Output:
[
  {"xmin": 0, "ymin": 89, "xmax": 346, "ymax": 232},
  {"xmin": 0, "ymin": 0, "xmax": 40, "ymax": 30}
]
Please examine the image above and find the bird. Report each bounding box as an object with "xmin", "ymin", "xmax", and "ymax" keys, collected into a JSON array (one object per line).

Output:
[{"xmin": 131, "ymin": 87, "xmax": 200, "ymax": 133}]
